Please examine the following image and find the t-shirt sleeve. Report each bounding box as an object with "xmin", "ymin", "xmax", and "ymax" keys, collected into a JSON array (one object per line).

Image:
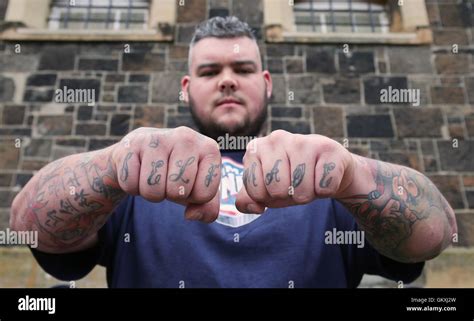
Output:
[
  {"xmin": 29, "ymin": 196, "xmax": 131, "ymax": 282},
  {"xmin": 331, "ymin": 199, "xmax": 424, "ymax": 285},
  {"xmin": 359, "ymin": 239, "xmax": 425, "ymax": 284}
]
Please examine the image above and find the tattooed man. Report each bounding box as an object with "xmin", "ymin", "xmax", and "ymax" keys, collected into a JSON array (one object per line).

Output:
[{"xmin": 11, "ymin": 16, "xmax": 456, "ymax": 288}]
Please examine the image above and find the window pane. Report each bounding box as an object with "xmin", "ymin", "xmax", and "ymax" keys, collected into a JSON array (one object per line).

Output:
[
  {"xmin": 333, "ymin": 13, "xmax": 352, "ymax": 25},
  {"xmin": 67, "ymin": 22, "xmax": 84, "ymax": 30},
  {"xmin": 128, "ymin": 23, "xmax": 146, "ymax": 30},
  {"xmin": 295, "ymin": 12, "xmax": 315, "ymax": 24},
  {"xmin": 336, "ymin": 25, "xmax": 353, "ymax": 33},
  {"xmin": 90, "ymin": 11, "xmax": 109, "ymax": 21},
  {"xmin": 48, "ymin": 0, "xmax": 150, "ymax": 30},
  {"xmin": 293, "ymin": 0, "xmax": 390, "ymax": 34}
]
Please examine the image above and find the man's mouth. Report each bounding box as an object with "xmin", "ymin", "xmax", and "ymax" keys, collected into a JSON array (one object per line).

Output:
[
  {"xmin": 217, "ymin": 103, "xmax": 242, "ymax": 110},
  {"xmin": 216, "ymin": 98, "xmax": 243, "ymax": 107}
]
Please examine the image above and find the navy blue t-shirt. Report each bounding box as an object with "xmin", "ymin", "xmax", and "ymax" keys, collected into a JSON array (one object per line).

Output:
[{"xmin": 31, "ymin": 151, "xmax": 423, "ymax": 287}]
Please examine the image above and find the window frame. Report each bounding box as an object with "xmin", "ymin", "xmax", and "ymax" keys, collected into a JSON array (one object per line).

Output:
[
  {"xmin": 0, "ymin": 0, "xmax": 176, "ymax": 42},
  {"xmin": 264, "ymin": 0, "xmax": 433, "ymax": 45},
  {"xmin": 47, "ymin": 0, "xmax": 151, "ymax": 31}
]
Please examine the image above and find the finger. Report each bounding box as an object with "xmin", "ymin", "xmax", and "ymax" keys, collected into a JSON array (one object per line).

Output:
[
  {"xmin": 166, "ymin": 144, "xmax": 198, "ymax": 204},
  {"xmin": 138, "ymin": 145, "xmax": 169, "ymax": 202},
  {"xmin": 314, "ymin": 158, "xmax": 343, "ymax": 198},
  {"xmin": 235, "ymin": 180, "xmax": 266, "ymax": 214},
  {"xmin": 259, "ymin": 143, "xmax": 291, "ymax": 201},
  {"xmin": 116, "ymin": 150, "xmax": 141, "ymax": 196},
  {"xmin": 241, "ymin": 142, "xmax": 268, "ymax": 204},
  {"xmin": 185, "ymin": 187, "xmax": 220, "ymax": 223},
  {"xmin": 188, "ymin": 141, "xmax": 221, "ymax": 204},
  {"xmin": 289, "ymin": 139, "xmax": 316, "ymax": 204}
]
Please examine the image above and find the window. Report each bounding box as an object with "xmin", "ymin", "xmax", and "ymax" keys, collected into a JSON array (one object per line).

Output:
[
  {"xmin": 264, "ymin": 0, "xmax": 432, "ymax": 44},
  {"xmin": 293, "ymin": 0, "xmax": 390, "ymax": 33},
  {"xmin": 1, "ymin": 0, "xmax": 176, "ymax": 41},
  {"xmin": 48, "ymin": 0, "xmax": 150, "ymax": 31}
]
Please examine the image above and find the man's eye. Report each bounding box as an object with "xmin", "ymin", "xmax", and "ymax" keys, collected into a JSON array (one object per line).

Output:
[
  {"xmin": 201, "ymin": 71, "xmax": 218, "ymax": 77},
  {"xmin": 237, "ymin": 69, "xmax": 253, "ymax": 74}
]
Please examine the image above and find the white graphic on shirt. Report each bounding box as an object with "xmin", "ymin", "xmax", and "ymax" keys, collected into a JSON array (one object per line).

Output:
[{"xmin": 216, "ymin": 156, "xmax": 261, "ymax": 227}]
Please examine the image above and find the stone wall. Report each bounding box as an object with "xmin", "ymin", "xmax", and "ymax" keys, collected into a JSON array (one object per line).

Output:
[{"xmin": 0, "ymin": 0, "xmax": 473, "ymax": 287}]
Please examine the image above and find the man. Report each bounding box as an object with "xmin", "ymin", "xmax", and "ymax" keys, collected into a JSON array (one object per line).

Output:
[{"xmin": 10, "ymin": 16, "xmax": 457, "ymax": 287}]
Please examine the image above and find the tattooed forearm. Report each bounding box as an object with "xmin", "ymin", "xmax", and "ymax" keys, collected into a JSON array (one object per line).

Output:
[
  {"xmin": 292, "ymin": 163, "xmax": 306, "ymax": 188},
  {"xmin": 38, "ymin": 160, "xmax": 67, "ymax": 197},
  {"xmin": 45, "ymin": 210, "xmax": 64, "ymax": 228},
  {"xmin": 11, "ymin": 145, "xmax": 126, "ymax": 253},
  {"xmin": 169, "ymin": 157, "xmax": 195, "ymax": 184},
  {"xmin": 147, "ymin": 160, "xmax": 165, "ymax": 185},
  {"xmin": 59, "ymin": 199, "xmax": 80, "ymax": 215},
  {"xmin": 205, "ymin": 164, "xmax": 220, "ymax": 187},
  {"xmin": 265, "ymin": 159, "xmax": 282, "ymax": 185},
  {"xmin": 319, "ymin": 162, "xmax": 335, "ymax": 188},
  {"xmin": 78, "ymin": 149, "xmax": 124, "ymax": 204},
  {"xmin": 337, "ymin": 156, "xmax": 456, "ymax": 262},
  {"xmin": 74, "ymin": 189, "xmax": 104, "ymax": 211},
  {"xmin": 64, "ymin": 167, "xmax": 80, "ymax": 188},
  {"xmin": 39, "ymin": 159, "xmax": 64, "ymax": 186}
]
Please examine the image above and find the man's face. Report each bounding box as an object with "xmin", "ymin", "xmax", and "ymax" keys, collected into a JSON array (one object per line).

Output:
[{"xmin": 181, "ymin": 37, "xmax": 272, "ymax": 139}]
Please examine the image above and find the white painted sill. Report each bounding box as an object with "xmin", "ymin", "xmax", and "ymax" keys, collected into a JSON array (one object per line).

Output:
[
  {"xmin": 0, "ymin": 28, "xmax": 173, "ymax": 42},
  {"xmin": 266, "ymin": 29, "xmax": 433, "ymax": 45}
]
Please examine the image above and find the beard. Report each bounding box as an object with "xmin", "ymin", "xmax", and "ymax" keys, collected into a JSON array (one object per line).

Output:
[{"xmin": 188, "ymin": 87, "xmax": 268, "ymax": 141}]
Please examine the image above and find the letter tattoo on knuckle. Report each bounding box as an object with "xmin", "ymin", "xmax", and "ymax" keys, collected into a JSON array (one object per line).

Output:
[
  {"xmin": 265, "ymin": 159, "xmax": 282, "ymax": 185},
  {"xmin": 169, "ymin": 157, "xmax": 195, "ymax": 184},
  {"xmin": 292, "ymin": 163, "xmax": 306, "ymax": 188},
  {"xmin": 205, "ymin": 163, "xmax": 220, "ymax": 187},
  {"xmin": 120, "ymin": 152, "xmax": 133, "ymax": 182},
  {"xmin": 147, "ymin": 160, "xmax": 165, "ymax": 185},
  {"xmin": 319, "ymin": 162, "xmax": 336, "ymax": 188},
  {"xmin": 243, "ymin": 162, "xmax": 259, "ymax": 189},
  {"xmin": 148, "ymin": 135, "xmax": 160, "ymax": 148}
]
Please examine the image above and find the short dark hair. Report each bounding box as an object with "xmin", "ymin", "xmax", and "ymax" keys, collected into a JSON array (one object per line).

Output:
[
  {"xmin": 188, "ymin": 16, "xmax": 258, "ymax": 71},
  {"xmin": 190, "ymin": 16, "xmax": 256, "ymax": 46}
]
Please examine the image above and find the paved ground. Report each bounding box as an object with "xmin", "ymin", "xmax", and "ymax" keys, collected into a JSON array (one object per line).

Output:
[
  {"xmin": 0, "ymin": 247, "xmax": 106, "ymax": 288},
  {"xmin": 0, "ymin": 246, "xmax": 473, "ymax": 288}
]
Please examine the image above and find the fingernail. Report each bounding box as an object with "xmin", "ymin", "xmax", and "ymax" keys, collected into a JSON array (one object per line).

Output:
[
  {"xmin": 194, "ymin": 212, "xmax": 203, "ymax": 220},
  {"xmin": 246, "ymin": 204, "xmax": 258, "ymax": 213},
  {"xmin": 188, "ymin": 211, "xmax": 203, "ymax": 221}
]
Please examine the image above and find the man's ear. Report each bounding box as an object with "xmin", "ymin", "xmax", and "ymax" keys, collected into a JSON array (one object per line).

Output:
[
  {"xmin": 262, "ymin": 70, "xmax": 273, "ymax": 99},
  {"xmin": 181, "ymin": 75, "xmax": 190, "ymax": 103}
]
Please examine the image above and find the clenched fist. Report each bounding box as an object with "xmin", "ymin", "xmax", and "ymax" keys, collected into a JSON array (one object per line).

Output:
[
  {"xmin": 235, "ymin": 130, "xmax": 355, "ymax": 214},
  {"xmin": 111, "ymin": 126, "xmax": 222, "ymax": 222}
]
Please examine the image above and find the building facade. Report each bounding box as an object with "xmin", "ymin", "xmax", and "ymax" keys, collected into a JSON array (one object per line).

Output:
[{"xmin": 0, "ymin": 0, "xmax": 473, "ymax": 287}]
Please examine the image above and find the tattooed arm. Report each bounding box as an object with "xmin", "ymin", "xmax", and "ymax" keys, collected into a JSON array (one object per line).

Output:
[
  {"xmin": 10, "ymin": 126, "xmax": 222, "ymax": 254},
  {"xmin": 337, "ymin": 155, "xmax": 457, "ymax": 263},
  {"xmin": 236, "ymin": 131, "xmax": 457, "ymax": 263},
  {"xmin": 10, "ymin": 144, "xmax": 125, "ymax": 254}
]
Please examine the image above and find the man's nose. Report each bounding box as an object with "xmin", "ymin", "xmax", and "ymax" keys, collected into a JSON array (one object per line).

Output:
[{"xmin": 218, "ymin": 74, "xmax": 238, "ymax": 92}]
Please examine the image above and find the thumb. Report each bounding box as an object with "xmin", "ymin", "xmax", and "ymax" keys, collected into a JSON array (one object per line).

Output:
[
  {"xmin": 185, "ymin": 189, "xmax": 220, "ymax": 223},
  {"xmin": 235, "ymin": 184, "xmax": 266, "ymax": 214}
]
